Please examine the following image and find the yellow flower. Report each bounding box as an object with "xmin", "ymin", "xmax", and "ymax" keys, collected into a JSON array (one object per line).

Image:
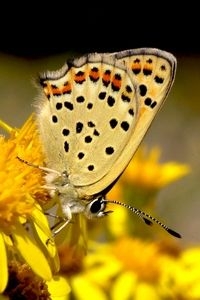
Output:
[
  {"xmin": 57, "ymin": 234, "xmax": 200, "ymax": 300},
  {"xmin": 117, "ymin": 146, "xmax": 190, "ymax": 191},
  {"xmin": 35, "ymin": 137, "xmax": 194, "ymax": 300},
  {"xmin": 58, "ymin": 241, "xmax": 122, "ymax": 300},
  {"xmin": 112, "ymin": 237, "xmax": 161, "ymax": 282},
  {"xmin": 0, "ymin": 115, "xmax": 59, "ymax": 292},
  {"xmin": 1, "ymin": 261, "xmax": 70, "ymax": 300},
  {"xmin": 108, "ymin": 146, "xmax": 190, "ymax": 205},
  {"xmin": 160, "ymin": 246, "xmax": 200, "ymax": 299},
  {"xmin": 106, "ymin": 145, "xmax": 190, "ymax": 238},
  {"xmin": 56, "ymin": 236, "xmax": 187, "ymax": 300},
  {"xmin": 0, "ymin": 114, "xmax": 191, "ymax": 297},
  {"xmin": 3, "ymin": 261, "xmax": 51, "ymax": 299}
]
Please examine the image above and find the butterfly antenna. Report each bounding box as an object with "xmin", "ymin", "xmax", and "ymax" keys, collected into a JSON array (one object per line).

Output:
[
  {"xmin": 105, "ymin": 200, "xmax": 181, "ymax": 238},
  {"xmin": 16, "ymin": 156, "xmax": 61, "ymax": 175}
]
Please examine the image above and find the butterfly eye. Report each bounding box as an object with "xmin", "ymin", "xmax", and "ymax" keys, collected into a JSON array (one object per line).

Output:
[{"xmin": 85, "ymin": 197, "xmax": 108, "ymax": 218}]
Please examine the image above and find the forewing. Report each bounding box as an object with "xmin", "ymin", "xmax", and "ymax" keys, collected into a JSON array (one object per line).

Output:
[{"xmin": 36, "ymin": 53, "xmax": 138, "ymax": 196}]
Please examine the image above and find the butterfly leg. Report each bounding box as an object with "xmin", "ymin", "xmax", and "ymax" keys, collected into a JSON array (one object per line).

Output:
[{"xmin": 49, "ymin": 204, "xmax": 73, "ymax": 237}]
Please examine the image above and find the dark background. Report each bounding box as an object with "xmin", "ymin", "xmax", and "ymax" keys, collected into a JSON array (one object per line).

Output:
[{"xmin": 0, "ymin": 3, "xmax": 199, "ymax": 58}]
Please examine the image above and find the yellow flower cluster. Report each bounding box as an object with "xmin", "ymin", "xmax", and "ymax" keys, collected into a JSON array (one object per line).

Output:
[
  {"xmin": 0, "ymin": 116, "xmax": 194, "ymax": 300},
  {"xmin": 58, "ymin": 237, "xmax": 200, "ymax": 300},
  {"xmin": 0, "ymin": 116, "xmax": 65, "ymax": 295}
]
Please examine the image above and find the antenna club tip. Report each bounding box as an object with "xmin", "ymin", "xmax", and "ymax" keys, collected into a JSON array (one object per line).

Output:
[{"xmin": 167, "ymin": 228, "xmax": 182, "ymax": 238}]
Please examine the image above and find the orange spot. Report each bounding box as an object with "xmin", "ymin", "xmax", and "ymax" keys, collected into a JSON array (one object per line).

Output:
[
  {"xmin": 112, "ymin": 77, "xmax": 121, "ymax": 89},
  {"xmin": 102, "ymin": 72, "xmax": 111, "ymax": 83},
  {"xmin": 74, "ymin": 73, "xmax": 86, "ymax": 83},
  {"xmin": 44, "ymin": 82, "xmax": 71, "ymax": 96},
  {"xmin": 52, "ymin": 87, "xmax": 62, "ymax": 95},
  {"xmin": 43, "ymin": 84, "xmax": 63, "ymax": 97},
  {"xmin": 131, "ymin": 62, "xmax": 141, "ymax": 73},
  {"xmin": 143, "ymin": 64, "xmax": 153, "ymax": 71},
  {"xmin": 62, "ymin": 82, "xmax": 72, "ymax": 94},
  {"xmin": 132, "ymin": 62, "xmax": 141, "ymax": 68},
  {"xmin": 89, "ymin": 69, "xmax": 100, "ymax": 80}
]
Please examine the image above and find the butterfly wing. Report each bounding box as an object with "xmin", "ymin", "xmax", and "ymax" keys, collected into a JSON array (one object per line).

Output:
[
  {"xmin": 36, "ymin": 48, "xmax": 176, "ymax": 198},
  {"xmin": 115, "ymin": 48, "xmax": 177, "ymax": 152}
]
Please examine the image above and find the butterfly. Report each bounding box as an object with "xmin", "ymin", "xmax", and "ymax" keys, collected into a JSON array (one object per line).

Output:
[{"xmin": 30, "ymin": 48, "xmax": 181, "ymax": 238}]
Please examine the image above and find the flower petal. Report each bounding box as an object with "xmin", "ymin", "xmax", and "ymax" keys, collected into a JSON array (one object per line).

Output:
[
  {"xmin": 111, "ymin": 271, "xmax": 136, "ymax": 300},
  {"xmin": 47, "ymin": 275, "xmax": 71, "ymax": 299},
  {"xmin": 72, "ymin": 275, "xmax": 107, "ymax": 300},
  {"xmin": 0, "ymin": 233, "xmax": 8, "ymax": 292},
  {"xmin": 12, "ymin": 222, "xmax": 52, "ymax": 280},
  {"xmin": 135, "ymin": 282, "xmax": 160, "ymax": 300},
  {"xmin": 30, "ymin": 202, "xmax": 57, "ymax": 258}
]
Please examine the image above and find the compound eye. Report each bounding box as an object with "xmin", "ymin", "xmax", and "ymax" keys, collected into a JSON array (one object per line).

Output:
[
  {"xmin": 90, "ymin": 198, "xmax": 105, "ymax": 213},
  {"xmin": 85, "ymin": 197, "xmax": 106, "ymax": 218}
]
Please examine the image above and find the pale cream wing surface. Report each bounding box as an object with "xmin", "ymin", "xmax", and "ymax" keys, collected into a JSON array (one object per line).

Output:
[
  {"xmin": 36, "ymin": 53, "xmax": 138, "ymax": 196},
  {"xmin": 36, "ymin": 48, "xmax": 176, "ymax": 197}
]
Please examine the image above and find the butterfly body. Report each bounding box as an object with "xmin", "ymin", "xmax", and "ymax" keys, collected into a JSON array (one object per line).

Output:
[{"xmin": 35, "ymin": 48, "xmax": 177, "ymax": 228}]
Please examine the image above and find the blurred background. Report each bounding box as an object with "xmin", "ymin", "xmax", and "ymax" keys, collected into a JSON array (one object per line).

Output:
[{"xmin": 0, "ymin": 3, "xmax": 199, "ymax": 247}]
